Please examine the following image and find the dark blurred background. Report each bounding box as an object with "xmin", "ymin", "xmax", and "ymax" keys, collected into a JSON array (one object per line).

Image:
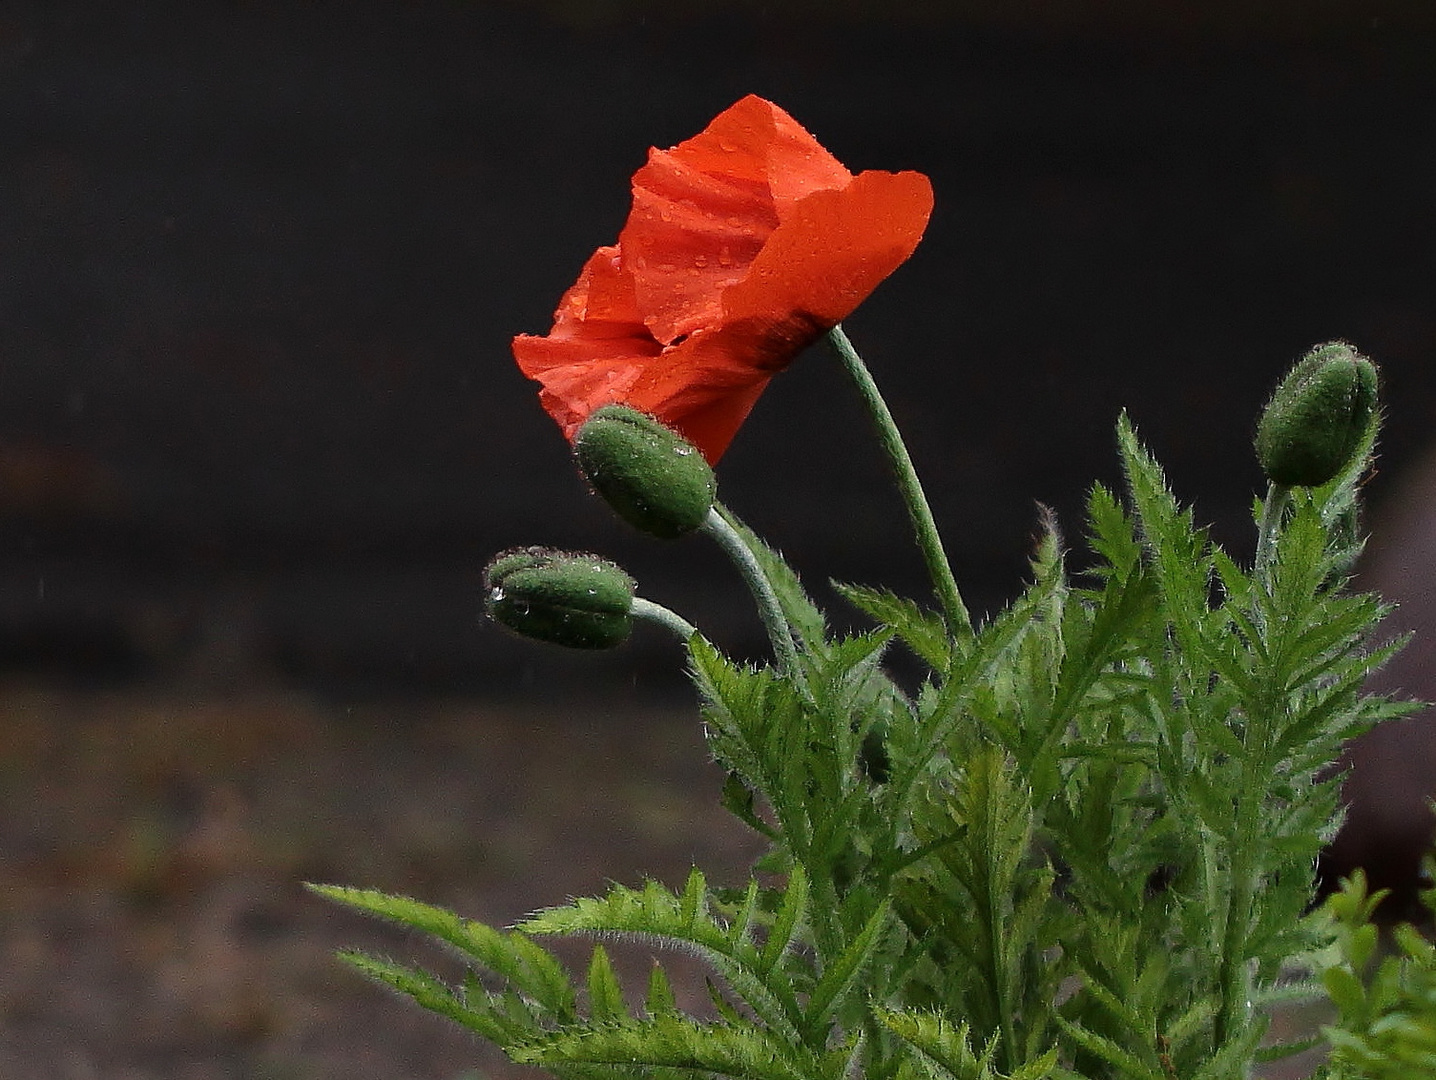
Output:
[{"xmin": 2, "ymin": 1, "xmax": 1435, "ymax": 1076}]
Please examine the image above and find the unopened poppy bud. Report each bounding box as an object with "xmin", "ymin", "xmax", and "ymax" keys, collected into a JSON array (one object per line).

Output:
[
  {"xmin": 574, "ymin": 406, "xmax": 717, "ymax": 539},
  {"xmin": 1255, "ymin": 342, "xmax": 1378, "ymax": 487},
  {"xmin": 484, "ymin": 547, "xmax": 635, "ymax": 649}
]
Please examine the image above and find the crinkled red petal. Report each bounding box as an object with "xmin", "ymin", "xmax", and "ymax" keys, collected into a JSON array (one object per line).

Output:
[
  {"xmin": 622, "ymin": 95, "xmax": 853, "ymax": 346},
  {"xmin": 723, "ymin": 169, "xmax": 934, "ymax": 328},
  {"xmin": 511, "ymin": 95, "xmax": 932, "ymax": 463}
]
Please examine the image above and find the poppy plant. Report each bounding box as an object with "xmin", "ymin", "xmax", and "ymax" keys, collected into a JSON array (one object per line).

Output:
[{"xmin": 512, "ymin": 94, "xmax": 934, "ymax": 463}]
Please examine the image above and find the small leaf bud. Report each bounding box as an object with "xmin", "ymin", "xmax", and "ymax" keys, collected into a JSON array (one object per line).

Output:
[
  {"xmin": 1255, "ymin": 342, "xmax": 1378, "ymax": 487},
  {"xmin": 484, "ymin": 546, "xmax": 635, "ymax": 649},
  {"xmin": 574, "ymin": 406, "xmax": 717, "ymax": 539}
]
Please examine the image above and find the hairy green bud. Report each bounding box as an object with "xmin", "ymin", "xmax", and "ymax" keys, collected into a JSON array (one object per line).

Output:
[
  {"xmin": 1255, "ymin": 342, "xmax": 1378, "ymax": 487},
  {"xmin": 484, "ymin": 547, "xmax": 634, "ymax": 649},
  {"xmin": 574, "ymin": 406, "xmax": 716, "ymax": 539}
]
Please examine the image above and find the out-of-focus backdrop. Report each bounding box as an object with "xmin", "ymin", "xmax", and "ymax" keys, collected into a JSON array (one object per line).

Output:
[{"xmin": 2, "ymin": 2, "xmax": 1434, "ymax": 1076}]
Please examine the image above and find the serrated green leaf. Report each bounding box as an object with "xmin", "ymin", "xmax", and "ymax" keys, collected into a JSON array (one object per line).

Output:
[
  {"xmin": 1009, "ymin": 1049, "xmax": 1061, "ymax": 1080},
  {"xmin": 337, "ymin": 950, "xmax": 513, "ymax": 1044},
  {"xmin": 586, "ymin": 945, "xmax": 625, "ymax": 1022},
  {"xmin": 835, "ymin": 582, "xmax": 951, "ymax": 670},
  {"xmin": 1324, "ymin": 967, "xmax": 1369, "ymax": 1019},
  {"xmin": 1085, "ymin": 482, "xmax": 1143, "ymax": 582},
  {"xmin": 760, "ymin": 865, "xmax": 809, "ymax": 976},
  {"xmin": 645, "ymin": 962, "xmax": 678, "ymax": 1018},
  {"xmin": 310, "ymin": 883, "xmax": 575, "ymax": 1016},
  {"xmin": 1189, "ymin": 1018, "xmax": 1268, "ymax": 1080},
  {"xmin": 1255, "ymin": 1035, "xmax": 1325, "ymax": 1063},
  {"xmin": 1164, "ymin": 995, "xmax": 1217, "ymax": 1052},
  {"xmin": 1055, "ymin": 1016, "xmax": 1165, "ymax": 1080},
  {"xmin": 512, "ymin": 1016, "xmax": 815, "ymax": 1080},
  {"xmin": 519, "ymin": 873, "xmax": 805, "ymax": 1044},
  {"xmin": 803, "ymin": 899, "xmax": 892, "ymax": 1034},
  {"xmin": 875, "ymin": 1006, "xmax": 989, "ymax": 1080}
]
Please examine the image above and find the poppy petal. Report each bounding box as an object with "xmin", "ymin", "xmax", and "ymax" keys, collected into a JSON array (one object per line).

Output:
[
  {"xmin": 512, "ymin": 96, "xmax": 932, "ymax": 463},
  {"xmin": 723, "ymin": 169, "xmax": 934, "ymax": 329},
  {"xmin": 622, "ymin": 95, "xmax": 854, "ymax": 346},
  {"xmin": 513, "ymin": 248, "xmax": 663, "ymax": 436},
  {"xmin": 690, "ymin": 94, "xmax": 853, "ymax": 212}
]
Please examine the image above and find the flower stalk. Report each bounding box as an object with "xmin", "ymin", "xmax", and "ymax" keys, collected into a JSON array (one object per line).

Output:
[
  {"xmin": 630, "ymin": 597, "xmax": 699, "ymax": 642},
  {"xmin": 828, "ymin": 324, "xmax": 971, "ymax": 634},
  {"xmin": 1254, "ymin": 481, "xmax": 1291, "ymax": 590},
  {"xmin": 701, "ymin": 505, "xmax": 800, "ymax": 674}
]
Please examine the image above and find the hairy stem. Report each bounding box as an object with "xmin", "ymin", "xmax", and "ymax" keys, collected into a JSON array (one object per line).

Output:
[
  {"xmin": 701, "ymin": 506, "xmax": 801, "ymax": 674},
  {"xmin": 1254, "ymin": 481, "xmax": 1292, "ymax": 588},
  {"xmin": 630, "ymin": 597, "xmax": 699, "ymax": 642},
  {"xmin": 827, "ymin": 325, "xmax": 971, "ymax": 634}
]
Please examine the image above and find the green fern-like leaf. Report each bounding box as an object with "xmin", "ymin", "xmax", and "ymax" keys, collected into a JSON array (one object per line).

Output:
[
  {"xmin": 876, "ymin": 1006, "xmax": 1059, "ymax": 1080},
  {"xmin": 834, "ymin": 583, "xmax": 951, "ymax": 670},
  {"xmin": 337, "ymin": 950, "xmax": 513, "ymax": 1042},
  {"xmin": 802, "ymin": 899, "xmax": 892, "ymax": 1037},
  {"xmin": 511, "ymin": 1015, "xmax": 828, "ymax": 1080},
  {"xmin": 310, "ymin": 883, "xmax": 576, "ymax": 1017},
  {"xmin": 519, "ymin": 868, "xmax": 809, "ymax": 1045},
  {"xmin": 586, "ymin": 945, "xmax": 626, "ymax": 1022}
]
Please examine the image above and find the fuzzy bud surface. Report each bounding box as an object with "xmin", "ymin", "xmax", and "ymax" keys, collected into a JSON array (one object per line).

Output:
[
  {"xmin": 1255, "ymin": 342, "xmax": 1378, "ymax": 487},
  {"xmin": 484, "ymin": 547, "xmax": 635, "ymax": 649},
  {"xmin": 575, "ymin": 405, "xmax": 717, "ymax": 538}
]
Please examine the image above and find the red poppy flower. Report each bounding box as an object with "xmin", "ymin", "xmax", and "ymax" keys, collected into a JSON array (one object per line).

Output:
[{"xmin": 512, "ymin": 94, "xmax": 934, "ymax": 464}]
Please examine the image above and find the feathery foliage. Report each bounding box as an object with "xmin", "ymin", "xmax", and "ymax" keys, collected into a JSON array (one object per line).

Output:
[{"xmin": 318, "ymin": 342, "xmax": 1425, "ymax": 1079}]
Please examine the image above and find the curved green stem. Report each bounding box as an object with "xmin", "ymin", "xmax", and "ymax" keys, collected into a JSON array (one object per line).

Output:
[
  {"xmin": 700, "ymin": 506, "xmax": 801, "ymax": 674},
  {"xmin": 827, "ymin": 325, "xmax": 971, "ymax": 634},
  {"xmin": 1255, "ymin": 481, "xmax": 1292, "ymax": 590},
  {"xmin": 630, "ymin": 597, "xmax": 699, "ymax": 642}
]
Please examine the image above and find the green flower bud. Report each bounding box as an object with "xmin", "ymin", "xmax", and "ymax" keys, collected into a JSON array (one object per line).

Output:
[
  {"xmin": 1255, "ymin": 342, "xmax": 1378, "ymax": 487},
  {"xmin": 484, "ymin": 547, "xmax": 634, "ymax": 649},
  {"xmin": 574, "ymin": 406, "xmax": 716, "ymax": 539}
]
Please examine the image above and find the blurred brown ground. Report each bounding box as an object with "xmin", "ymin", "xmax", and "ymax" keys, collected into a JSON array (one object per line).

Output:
[{"xmin": 0, "ymin": 681, "xmax": 761, "ymax": 1079}]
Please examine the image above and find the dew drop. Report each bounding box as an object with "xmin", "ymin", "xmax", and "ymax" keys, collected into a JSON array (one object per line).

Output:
[{"xmin": 674, "ymin": 446, "xmax": 693, "ymax": 456}]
